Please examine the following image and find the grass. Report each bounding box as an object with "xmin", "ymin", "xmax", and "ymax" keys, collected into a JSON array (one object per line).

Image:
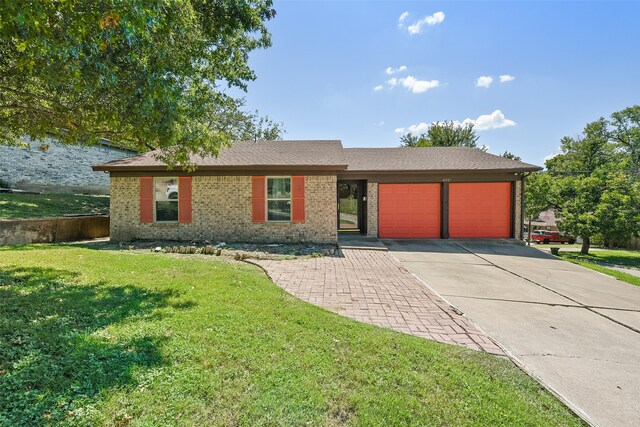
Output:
[
  {"xmin": 339, "ymin": 198, "xmax": 357, "ymax": 215},
  {"xmin": 557, "ymin": 250, "xmax": 640, "ymax": 287},
  {"xmin": 0, "ymin": 245, "xmax": 584, "ymax": 426},
  {"xmin": 0, "ymin": 193, "xmax": 109, "ymax": 219},
  {"xmin": 563, "ymin": 249, "xmax": 640, "ymax": 268}
]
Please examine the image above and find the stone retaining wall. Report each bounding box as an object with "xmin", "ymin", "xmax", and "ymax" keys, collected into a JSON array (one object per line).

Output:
[
  {"xmin": 0, "ymin": 139, "xmax": 136, "ymax": 194},
  {"xmin": 0, "ymin": 215, "xmax": 110, "ymax": 245}
]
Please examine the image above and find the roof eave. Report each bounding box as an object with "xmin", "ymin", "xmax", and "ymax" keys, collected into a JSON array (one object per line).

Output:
[
  {"xmin": 93, "ymin": 164, "xmax": 349, "ymax": 172},
  {"xmin": 341, "ymin": 166, "xmax": 542, "ymax": 174}
]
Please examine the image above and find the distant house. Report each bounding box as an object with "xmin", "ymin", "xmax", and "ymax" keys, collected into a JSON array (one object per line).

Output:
[
  {"xmin": 0, "ymin": 138, "xmax": 137, "ymax": 194},
  {"xmin": 93, "ymin": 140, "xmax": 541, "ymax": 243},
  {"xmin": 528, "ymin": 209, "xmax": 559, "ymax": 231}
]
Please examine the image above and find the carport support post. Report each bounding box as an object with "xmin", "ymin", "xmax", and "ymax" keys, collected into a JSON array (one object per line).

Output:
[{"xmin": 441, "ymin": 181, "xmax": 449, "ymax": 239}]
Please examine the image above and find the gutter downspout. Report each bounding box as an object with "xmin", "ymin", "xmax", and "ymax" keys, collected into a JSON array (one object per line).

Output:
[{"xmin": 521, "ymin": 172, "xmax": 532, "ymax": 242}]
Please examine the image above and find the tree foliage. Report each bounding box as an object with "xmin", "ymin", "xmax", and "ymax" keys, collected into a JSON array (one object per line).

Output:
[
  {"xmin": 544, "ymin": 106, "xmax": 640, "ymax": 254},
  {"xmin": 0, "ymin": 0, "xmax": 281, "ymax": 166},
  {"xmin": 610, "ymin": 105, "xmax": 640, "ymax": 173},
  {"xmin": 400, "ymin": 121, "xmax": 481, "ymax": 149},
  {"xmin": 501, "ymin": 151, "xmax": 521, "ymax": 161},
  {"xmin": 523, "ymin": 172, "xmax": 551, "ymax": 244}
]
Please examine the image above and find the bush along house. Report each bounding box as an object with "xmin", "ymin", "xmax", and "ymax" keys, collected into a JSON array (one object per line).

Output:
[{"xmin": 93, "ymin": 140, "xmax": 541, "ymax": 243}]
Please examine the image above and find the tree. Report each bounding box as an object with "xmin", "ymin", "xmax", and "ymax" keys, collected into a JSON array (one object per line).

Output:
[
  {"xmin": 594, "ymin": 172, "xmax": 640, "ymax": 247},
  {"xmin": 610, "ymin": 105, "xmax": 640, "ymax": 174},
  {"xmin": 400, "ymin": 121, "xmax": 480, "ymax": 148},
  {"xmin": 0, "ymin": 1, "xmax": 278, "ymax": 167},
  {"xmin": 551, "ymin": 173, "xmax": 605, "ymax": 254},
  {"xmin": 501, "ymin": 151, "xmax": 521, "ymax": 161},
  {"xmin": 546, "ymin": 118, "xmax": 616, "ymax": 175},
  {"xmin": 223, "ymin": 107, "xmax": 285, "ymax": 142},
  {"xmin": 524, "ymin": 172, "xmax": 551, "ymax": 245},
  {"xmin": 399, "ymin": 132, "xmax": 429, "ymax": 148},
  {"xmin": 547, "ymin": 109, "xmax": 640, "ymax": 254}
]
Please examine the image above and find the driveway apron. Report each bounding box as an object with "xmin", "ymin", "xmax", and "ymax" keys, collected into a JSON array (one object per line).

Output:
[{"xmin": 384, "ymin": 239, "xmax": 640, "ymax": 427}]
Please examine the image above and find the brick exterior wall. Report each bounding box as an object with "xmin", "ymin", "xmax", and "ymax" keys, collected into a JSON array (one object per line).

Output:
[
  {"xmin": 366, "ymin": 182, "xmax": 378, "ymax": 237},
  {"xmin": 110, "ymin": 175, "xmax": 337, "ymax": 243},
  {"xmin": 514, "ymin": 179, "xmax": 523, "ymax": 240}
]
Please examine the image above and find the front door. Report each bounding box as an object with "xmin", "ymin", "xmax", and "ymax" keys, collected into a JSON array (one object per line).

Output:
[{"xmin": 338, "ymin": 181, "xmax": 366, "ymax": 233}]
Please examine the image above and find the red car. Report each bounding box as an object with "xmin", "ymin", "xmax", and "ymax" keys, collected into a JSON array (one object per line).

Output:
[{"xmin": 530, "ymin": 230, "xmax": 576, "ymax": 244}]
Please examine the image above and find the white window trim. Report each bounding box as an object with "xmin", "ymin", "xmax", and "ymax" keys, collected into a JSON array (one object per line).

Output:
[
  {"xmin": 153, "ymin": 176, "xmax": 179, "ymax": 223},
  {"xmin": 265, "ymin": 176, "xmax": 292, "ymax": 223}
]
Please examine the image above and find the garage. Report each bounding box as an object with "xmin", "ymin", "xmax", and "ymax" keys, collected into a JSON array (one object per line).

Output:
[
  {"xmin": 378, "ymin": 183, "xmax": 441, "ymax": 238},
  {"xmin": 449, "ymin": 182, "xmax": 512, "ymax": 238}
]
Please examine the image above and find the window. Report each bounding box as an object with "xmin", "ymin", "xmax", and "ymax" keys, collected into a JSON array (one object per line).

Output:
[
  {"xmin": 154, "ymin": 177, "xmax": 179, "ymax": 222},
  {"xmin": 266, "ymin": 177, "xmax": 291, "ymax": 221}
]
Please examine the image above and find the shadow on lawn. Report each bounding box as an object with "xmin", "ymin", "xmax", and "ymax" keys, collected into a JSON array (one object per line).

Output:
[{"xmin": 0, "ymin": 266, "xmax": 178, "ymax": 425}]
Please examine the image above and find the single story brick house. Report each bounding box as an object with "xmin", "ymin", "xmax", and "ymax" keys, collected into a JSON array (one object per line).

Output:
[{"xmin": 93, "ymin": 140, "xmax": 541, "ymax": 243}]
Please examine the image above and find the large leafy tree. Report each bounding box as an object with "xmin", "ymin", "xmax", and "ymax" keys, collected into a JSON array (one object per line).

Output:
[
  {"xmin": 0, "ymin": 0, "xmax": 280, "ymax": 166},
  {"xmin": 610, "ymin": 105, "xmax": 640, "ymax": 174},
  {"xmin": 400, "ymin": 121, "xmax": 481, "ymax": 149},
  {"xmin": 547, "ymin": 107, "xmax": 640, "ymax": 254},
  {"xmin": 501, "ymin": 151, "xmax": 521, "ymax": 161},
  {"xmin": 545, "ymin": 118, "xmax": 616, "ymax": 175},
  {"xmin": 523, "ymin": 172, "xmax": 551, "ymax": 245}
]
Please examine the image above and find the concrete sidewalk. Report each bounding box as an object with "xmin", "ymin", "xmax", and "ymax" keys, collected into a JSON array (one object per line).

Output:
[{"xmin": 385, "ymin": 239, "xmax": 640, "ymax": 427}]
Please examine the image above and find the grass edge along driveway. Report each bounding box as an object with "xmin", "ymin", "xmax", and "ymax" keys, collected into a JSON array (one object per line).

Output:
[
  {"xmin": 0, "ymin": 245, "xmax": 584, "ymax": 426},
  {"xmin": 557, "ymin": 250, "xmax": 640, "ymax": 287}
]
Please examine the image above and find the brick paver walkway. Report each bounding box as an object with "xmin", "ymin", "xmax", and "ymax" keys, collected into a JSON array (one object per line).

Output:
[{"xmin": 254, "ymin": 249, "xmax": 503, "ymax": 355}]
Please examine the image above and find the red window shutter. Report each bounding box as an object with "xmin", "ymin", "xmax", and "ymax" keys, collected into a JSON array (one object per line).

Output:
[
  {"xmin": 252, "ymin": 176, "xmax": 266, "ymax": 222},
  {"xmin": 140, "ymin": 176, "xmax": 154, "ymax": 223},
  {"xmin": 178, "ymin": 176, "xmax": 192, "ymax": 223},
  {"xmin": 292, "ymin": 176, "xmax": 305, "ymax": 223}
]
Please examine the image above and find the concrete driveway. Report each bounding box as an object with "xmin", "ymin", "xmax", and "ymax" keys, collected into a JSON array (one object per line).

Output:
[{"xmin": 384, "ymin": 239, "xmax": 640, "ymax": 427}]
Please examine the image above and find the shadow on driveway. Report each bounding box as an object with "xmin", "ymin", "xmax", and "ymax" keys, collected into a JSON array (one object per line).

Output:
[{"xmin": 384, "ymin": 239, "xmax": 640, "ymax": 427}]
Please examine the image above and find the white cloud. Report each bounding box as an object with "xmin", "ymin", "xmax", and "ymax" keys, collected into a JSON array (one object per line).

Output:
[
  {"xmin": 470, "ymin": 110, "xmax": 516, "ymax": 130},
  {"xmin": 475, "ymin": 76, "xmax": 493, "ymax": 88},
  {"xmin": 382, "ymin": 75, "xmax": 439, "ymax": 94},
  {"xmin": 373, "ymin": 85, "xmax": 384, "ymax": 91},
  {"xmin": 400, "ymin": 76, "xmax": 440, "ymax": 93},
  {"xmin": 398, "ymin": 11, "xmax": 409, "ymax": 27},
  {"xmin": 499, "ymin": 75, "xmax": 515, "ymax": 83},
  {"xmin": 396, "ymin": 110, "xmax": 516, "ymax": 135},
  {"xmin": 407, "ymin": 122, "xmax": 431, "ymax": 133},
  {"xmin": 407, "ymin": 11, "xmax": 445, "ymax": 35},
  {"xmin": 544, "ymin": 151, "xmax": 560, "ymax": 163},
  {"xmin": 385, "ymin": 65, "xmax": 407, "ymax": 75}
]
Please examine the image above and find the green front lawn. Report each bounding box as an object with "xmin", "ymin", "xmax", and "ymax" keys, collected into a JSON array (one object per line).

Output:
[
  {"xmin": 0, "ymin": 246, "xmax": 583, "ymax": 426},
  {"xmin": 558, "ymin": 250, "xmax": 640, "ymax": 287},
  {"xmin": 0, "ymin": 193, "xmax": 109, "ymax": 219},
  {"xmin": 564, "ymin": 249, "xmax": 640, "ymax": 269}
]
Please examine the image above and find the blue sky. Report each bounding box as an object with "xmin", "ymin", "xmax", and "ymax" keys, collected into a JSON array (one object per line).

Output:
[{"xmin": 243, "ymin": 1, "xmax": 640, "ymax": 166}]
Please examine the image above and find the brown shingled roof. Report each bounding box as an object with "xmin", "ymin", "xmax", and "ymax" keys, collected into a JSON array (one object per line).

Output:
[
  {"xmin": 93, "ymin": 140, "xmax": 348, "ymax": 171},
  {"xmin": 93, "ymin": 141, "xmax": 541, "ymax": 173},
  {"xmin": 343, "ymin": 147, "xmax": 541, "ymax": 173}
]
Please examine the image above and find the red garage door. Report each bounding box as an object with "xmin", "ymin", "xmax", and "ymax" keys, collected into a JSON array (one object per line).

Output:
[
  {"xmin": 379, "ymin": 184, "xmax": 440, "ymax": 238},
  {"xmin": 449, "ymin": 182, "xmax": 512, "ymax": 238}
]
